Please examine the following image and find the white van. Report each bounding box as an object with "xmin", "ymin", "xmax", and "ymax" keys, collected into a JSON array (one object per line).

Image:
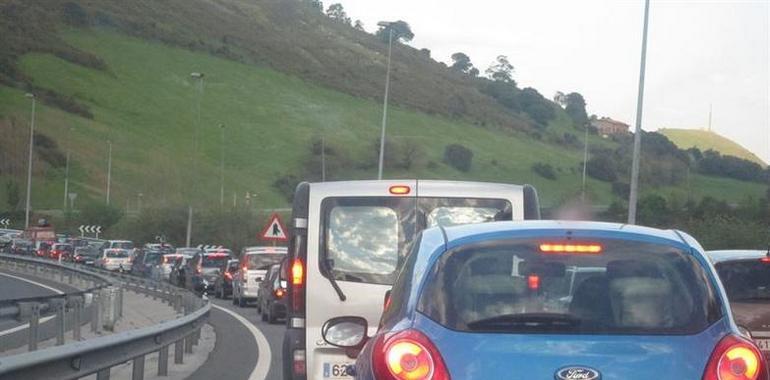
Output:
[
  {"xmin": 233, "ymin": 246, "xmax": 288, "ymax": 307},
  {"xmin": 282, "ymin": 180, "xmax": 540, "ymax": 380}
]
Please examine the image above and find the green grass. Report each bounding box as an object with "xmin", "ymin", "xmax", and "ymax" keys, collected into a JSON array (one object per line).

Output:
[
  {"xmin": 0, "ymin": 30, "xmax": 763, "ymax": 213},
  {"xmin": 660, "ymin": 128, "xmax": 766, "ymax": 166}
]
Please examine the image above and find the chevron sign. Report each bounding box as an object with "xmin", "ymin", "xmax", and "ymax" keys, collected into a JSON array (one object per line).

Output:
[
  {"xmin": 0, "ymin": 219, "xmax": 10, "ymax": 227},
  {"xmin": 78, "ymin": 225, "xmax": 103, "ymax": 238}
]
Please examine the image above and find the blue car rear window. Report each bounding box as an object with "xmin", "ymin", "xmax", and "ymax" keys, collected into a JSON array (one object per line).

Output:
[{"xmin": 417, "ymin": 237, "xmax": 721, "ymax": 335}]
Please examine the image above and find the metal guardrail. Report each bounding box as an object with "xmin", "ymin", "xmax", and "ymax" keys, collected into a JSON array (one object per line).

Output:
[{"xmin": 0, "ymin": 254, "xmax": 210, "ymax": 380}]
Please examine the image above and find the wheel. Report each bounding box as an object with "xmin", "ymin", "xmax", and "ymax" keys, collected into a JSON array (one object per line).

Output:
[
  {"xmin": 261, "ymin": 301, "xmax": 269, "ymax": 322},
  {"xmin": 219, "ymin": 287, "xmax": 225, "ymax": 299},
  {"xmin": 238, "ymin": 294, "xmax": 246, "ymax": 307},
  {"xmin": 232, "ymin": 289, "xmax": 237, "ymax": 305},
  {"xmin": 214, "ymin": 286, "xmax": 221, "ymax": 299},
  {"xmin": 267, "ymin": 303, "xmax": 277, "ymax": 324}
]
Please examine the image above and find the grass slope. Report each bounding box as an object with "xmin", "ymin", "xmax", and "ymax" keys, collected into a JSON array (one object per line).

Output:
[
  {"xmin": 0, "ymin": 30, "xmax": 763, "ymax": 213},
  {"xmin": 660, "ymin": 128, "xmax": 766, "ymax": 166}
]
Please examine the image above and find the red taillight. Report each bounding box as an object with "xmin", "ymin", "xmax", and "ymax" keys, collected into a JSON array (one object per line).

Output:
[
  {"xmin": 703, "ymin": 334, "xmax": 767, "ymax": 380},
  {"xmin": 225, "ymin": 272, "xmax": 232, "ymax": 280},
  {"xmin": 196, "ymin": 264, "xmax": 202, "ymax": 274},
  {"xmin": 275, "ymin": 288, "xmax": 285, "ymax": 298},
  {"xmin": 242, "ymin": 265, "xmax": 248, "ymax": 273},
  {"xmin": 539, "ymin": 243, "xmax": 602, "ymax": 254},
  {"xmin": 389, "ymin": 185, "xmax": 411, "ymax": 195},
  {"xmin": 293, "ymin": 350, "xmax": 306, "ymax": 375},
  {"xmin": 373, "ymin": 329, "xmax": 450, "ymax": 380},
  {"xmin": 291, "ymin": 259, "xmax": 304, "ymax": 286},
  {"xmin": 528, "ymin": 275, "xmax": 540, "ymax": 290},
  {"xmin": 760, "ymin": 257, "xmax": 770, "ymax": 264}
]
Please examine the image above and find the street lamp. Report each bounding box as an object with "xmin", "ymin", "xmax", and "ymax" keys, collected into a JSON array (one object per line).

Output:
[
  {"xmin": 627, "ymin": 0, "xmax": 651, "ymax": 225},
  {"xmin": 106, "ymin": 140, "xmax": 112, "ymax": 205},
  {"xmin": 63, "ymin": 127, "xmax": 73, "ymax": 210},
  {"xmin": 186, "ymin": 72, "xmax": 205, "ymax": 247},
  {"xmin": 376, "ymin": 21, "xmax": 395, "ymax": 180},
  {"xmin": 24, "ymin": 93, "xmax": 35, "ymax": 229}
]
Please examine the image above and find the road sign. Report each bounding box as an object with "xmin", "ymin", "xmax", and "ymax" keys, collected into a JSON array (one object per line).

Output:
[
  {"xmin": 0, "ymin": 219, "xmax": 10, "ymax": 227},
  {"xmin": 260, "ymin": 213, "xmax": 288, "ymax": 242},
  {"xmin": 78, "ymin": 225, "xmax": 102, "ymax": 237}
]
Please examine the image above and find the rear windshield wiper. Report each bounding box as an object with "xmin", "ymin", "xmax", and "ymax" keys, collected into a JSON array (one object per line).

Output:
[
  {"xmin": 323, "ymin": 259, "xmax": 347, "ymax": 302},
  {"xmin": 467, "ymin": 313, "xmax": 581, "ymax": 332}
]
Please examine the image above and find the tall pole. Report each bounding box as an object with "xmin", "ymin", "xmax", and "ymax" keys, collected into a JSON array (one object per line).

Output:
[
  {"xmin": 63, "ymin": 127, "xmax": 72, "ymax": 210},
  {"xmin": 581, "ymin": 125, "xmax": 589, "ymax": 201},
  {"xmin": 24, "ymin": 93, "xmax": 36, "ymax": 229},
  {"xmin": 187, "ymin": 72, "xmax": 205, "ymax": 247},
  {"xmin": 106, "ymin": 141, "xmax": 112, "ymax": 205},
  {"xmin": 377, "ymin": 25, "xmax": 394, "ymax": 180},
  {"xmin": 219, "ymin": 123, "xmax": 225, "ymax": 207},
  {"xmin": 627, "ymin": 0, "xmax": 651, "ymax": 225}
]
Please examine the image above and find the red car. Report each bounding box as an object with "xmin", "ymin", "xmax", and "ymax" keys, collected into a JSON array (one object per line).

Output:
[
  {"xmin": 35, "ymin": 242, "xmax": 52, "ymax": 258},
  {"xmin": 50, "ymin": 243, "xmax": 73, "ymax": 261}
]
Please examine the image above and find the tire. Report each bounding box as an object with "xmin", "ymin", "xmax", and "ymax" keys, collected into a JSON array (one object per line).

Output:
[
  {"xmin": 267, "ymin": 303, "xmax": 277, "ymax": 324},
  {"xmin": 261, "ymin": 301, "xmax": 269, "ymax": 322},
  {"xmin": 232, "ymin": 289, "xmax": 238, "ymax": 305},
  {"xmin": 214, "ymin": 286, "xmax": 221, "ymax": 299}
]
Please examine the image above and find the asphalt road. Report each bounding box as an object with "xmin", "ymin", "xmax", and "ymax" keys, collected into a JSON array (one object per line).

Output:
[
  {"xmin": 0, "ymin": 270, "xmax": 79, "ymax": 334},
  {"xmin": 187, "ymin": 295, "xmax": 285, "ymax": 380}
]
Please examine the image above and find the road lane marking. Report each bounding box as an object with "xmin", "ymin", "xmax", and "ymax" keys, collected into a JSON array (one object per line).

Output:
[
  {"xmin": 0, "ymin": 272, "xmax": 65, "ymax": 336},
  {"xmin": 211, "ymin": 303, "xmax": 272, "ymax": 380}
]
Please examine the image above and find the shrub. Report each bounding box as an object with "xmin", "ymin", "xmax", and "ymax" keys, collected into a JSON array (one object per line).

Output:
[
  {"xmin": 585, "ymin": 155, "xmax": 617, "ymax": 182},
  {"xmin": 443, "ymin": 144, "xmax": 473, "ymax": 172},
  {"xmin": 532, "ymin": 162, "xmax": 556, "ymax": 180},
  {"xmin": 611, "ymin": 181, "xmax": 630, "ymax": 198},
  {"xmin": 80, "ymin": 202, "xmax": 124, "ymax": 231},
  {"xmin": 273, "ymin": 175, "xmax": 300, "ymax": 202}
]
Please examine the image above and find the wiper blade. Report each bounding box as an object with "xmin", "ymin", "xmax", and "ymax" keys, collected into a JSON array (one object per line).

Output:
[
  {"xmin": 323, "ymin": 259, "xmax": 347, "ymax": 301},
  {"xmin": 467, "ymin": 313, "xmax": 581, "ymax": 331}
]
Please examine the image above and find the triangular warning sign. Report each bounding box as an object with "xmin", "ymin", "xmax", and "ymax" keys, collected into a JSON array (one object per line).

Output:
[{"xmin": 260, "ymin": 213, "xmax": 289, "ymax": 242}]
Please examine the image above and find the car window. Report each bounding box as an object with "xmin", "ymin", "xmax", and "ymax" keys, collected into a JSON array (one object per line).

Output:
[
  {"xmin": 418, "ymin": 237, "xmax": 720, "ymax": 335},
  {"xmin": 246, "ymin": 254, "xmax": 285, "ymax": 270},
  {"xmin": 203, "ymin": 255, "xmax": 229, "ymax": 267},
  {"xmin": 112, "ymin": 242, "xmax": 134, "ymax": 250},
  {"xmin": 715, "ymin": 260, "xmax": 770, "ymax": 302},
  {"xmin": 421, "ymin": 198, "xmax": 511, "ymax": 228},
  {"xmin": 106, "ymin": 250, "xmax": 129, "ymax": 258},
  {"xmin": 144, "ymin": 252, "xmax": 162, "ymax": 264}
]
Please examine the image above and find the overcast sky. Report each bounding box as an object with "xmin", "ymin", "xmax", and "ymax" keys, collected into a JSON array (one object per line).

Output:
[{"xmin": 336, "ymin": 0, "xmax": 770, "ymax": 163}]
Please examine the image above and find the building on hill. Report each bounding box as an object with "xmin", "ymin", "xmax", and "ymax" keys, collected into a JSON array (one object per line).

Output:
[{"xmin": 591, "ymin": 117, "xmax": 630, "ymax": 136}]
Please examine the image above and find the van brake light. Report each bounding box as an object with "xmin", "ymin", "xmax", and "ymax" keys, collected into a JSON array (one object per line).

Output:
[
  {"xmin": 291, "ymin": 259, "xmax": 304, "ymax": 286},
  {"xmin": 389, "ymin": 185, "xmax": 411, "ymax": 195}
]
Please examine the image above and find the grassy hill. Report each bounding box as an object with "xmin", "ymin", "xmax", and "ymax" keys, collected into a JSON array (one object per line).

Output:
[{"xmin": 660, "ymin": 128, "xmax": 766, "ymax": 166}]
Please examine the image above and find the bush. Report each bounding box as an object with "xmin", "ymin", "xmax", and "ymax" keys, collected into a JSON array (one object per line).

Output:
[
  {"xmin": 611, "ymin": 181, "xmax": 630, "ymax": 198},
  {"xmin": 273, "ymin": 175, "xmax": 300, "ymax": 202},
  {"xmin": 585, "ymin": 155, "xmax": 617, "ymax": 182},
  {"xmin": 33, "ymin": 132, "xmax": 67, "ymax": 168},
  {"xmin": 532, "ymin": 162, "xmax": 556, "ymax": 180},
  {"xmin": 62, "ymin": 2, "xmax": 88, "ymax": 27},
  {"xmin": 443, "ymin": 144, "xmax": 473, "ymax": 172},
  {"xmin": 80, "ymin": 203, "xmax": 124, "ymax": 231}
]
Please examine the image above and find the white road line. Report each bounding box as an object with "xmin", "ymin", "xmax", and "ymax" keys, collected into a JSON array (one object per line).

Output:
[
  {"xmin": 211, "ymin": 304, "xmax": 272, "ymax": 380},
  {"xmin": 0, "ymin": 272, "xmax": 65, "ymax": 337}
]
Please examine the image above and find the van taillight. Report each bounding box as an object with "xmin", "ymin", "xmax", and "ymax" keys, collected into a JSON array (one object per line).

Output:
[
  {"xmin": 389, "ymin": 185, "xmax": 411, "ymax": 195},
  {"xmin": 291, "ymin": 259, "xmax": 304, "ymax": 286},
  {"xmin": 703, "ymin": 334, "xmax": 767, "ymax": 380},
  {"xmin": 293, "ymin": 349, "xmax": 306, "ymax": 375},
  {"xmin": 373, "ymin": 329, "xmax": 450, "ymax": 380},
  {"xmin": 290, "ymin": 259, "xmax": 305, "ymax": 313}
]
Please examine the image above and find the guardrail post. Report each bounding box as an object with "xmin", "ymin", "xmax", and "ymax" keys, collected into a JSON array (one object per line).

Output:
[
  {"xmin": 72, "ymin": 297, "xmax": 82, "ymax": 341},
  {"xmin": 118, "ymin": 286, "xmax": 124, "ymax": 318},
  {"xmin": 132, "ymin": 355, "xmax": 145, "ymax": 380},
  {"xmin": 184, "ymin": 334, "xmax": 193, "ymax": 353},
  {"xmin": 96, "ymin": 368, "xmax": 110, "ymax": 380},
  {"xmin": 52, "ymin": 299, "xmax": 66, "ymax": 346},
  {"xmin": 174, "ymin": 340, "xmax": 184, "ymax": 364},
  {"xmin": 68, "ymin": 271, "xmax": 74, "ymax": 284},
  {"xmin": 158, "ymin": 345, "xmax": 169, "ymax": 376},
  {"xmin": 27, "ymin": 303, "xmax": 40, "ymax": 351},
  {"xmin": 91, "ymin": 292, "xmax": 101, "ymax": 333}
]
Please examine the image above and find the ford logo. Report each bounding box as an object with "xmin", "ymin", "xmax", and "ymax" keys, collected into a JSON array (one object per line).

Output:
[{"xmin": 555, "ymin": 366, "xmax": 601, "ymax": 380}]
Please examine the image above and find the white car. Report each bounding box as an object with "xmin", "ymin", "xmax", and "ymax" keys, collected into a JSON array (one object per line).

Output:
[
  {"xmin": 97, "ymin": 249, "xmax": 132, "ymax": 272},
  {"xmin": 232, "ymin": 247, "xmax": 287, "ymax": 307},
  {"xmin": 281, "ymin": 180, "xmax": 541, "ymax": 380}
]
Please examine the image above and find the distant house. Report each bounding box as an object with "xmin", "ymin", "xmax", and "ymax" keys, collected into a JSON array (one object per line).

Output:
[{"xmin": 591, "ymin": 117, "xmax": 630, "ymax": 136}]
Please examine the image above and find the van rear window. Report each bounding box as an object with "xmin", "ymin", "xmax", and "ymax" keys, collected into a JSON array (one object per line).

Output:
[{"xmin": 321, "ymin": 197, "xmax": 511, "ymax": 285}]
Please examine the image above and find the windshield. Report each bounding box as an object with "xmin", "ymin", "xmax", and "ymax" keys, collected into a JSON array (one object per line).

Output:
[
  {"xmin": 323, "ymin": 196, "xmax": 511, "ymax": 285},
  {"xmin": 144, "ymin": 252, "xmax": 163, "ymax": 264},
  {"xmin": 246, "ymin": 254, "xmax": 285, "ymax": 270},
  {"xmin": 715, "ymin": 260, "xmax": 770, "ymax": 302},
  {"xmin": 112, "ymin": 242, "xmax": 134, "ymax": 250},
  {"xmin": 53, "ymin": 244, "xmax": 72, "ymax": 251},
  {"xmin": 106, "ymin": 250, "xmax": 129, "ymax": 258},
  {"xmin": 418, "ymin": 237, "xmax": 720, "ymax": 335},
  {"xmin": 203, "ymin": 255, "xmax": 230, "ymax": 267}
]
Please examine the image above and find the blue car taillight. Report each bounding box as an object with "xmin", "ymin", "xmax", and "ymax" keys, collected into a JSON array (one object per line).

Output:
[
  {"xmin": 703, "ymin": 334, "xmax": 768, "ymax": 380},
  {"xmin": 372, "ymin": 329, "xmax": 450, "ymax": 380}
]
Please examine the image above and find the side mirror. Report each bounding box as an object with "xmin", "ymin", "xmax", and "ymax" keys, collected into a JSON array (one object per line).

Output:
[{"xmin": 322, "ymin": 316, "xmax": 368, "ymax": 349}]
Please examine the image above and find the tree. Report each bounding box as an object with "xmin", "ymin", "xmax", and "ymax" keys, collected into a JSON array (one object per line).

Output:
[
  {"xmin": 469, "ymin": 67, "xmax": 480, "ymax": 77},
  {"xmin": 306, "ymin": 0, "xmax": 324, "ymax": 12},
  {"xmin": 486, "ymin": 55, "xmax": 514, "ymax": 83},
  {"xmin": 564, "ymin": 92, "xmax": 589, "ymax": 127},
  {"xmin": 553, "ymin": 91, "xmax": 567, "ymax": 107},
  {"xmin": 450, "ymin": 53, "xmax": 474, "ymax": 74},
  {"xmin": 326, "ymin": 3, "xmax": 351, "ymax": 25},
  {"xmin": 353, "ymin": 20, "xmax": 365, "ymax": 31},
  {"xmin": 375, "ymin": 21, "xmax": 414, "ymax": 43},
  {"xmin": 444, "ymin": 144, "xmax": 474, "ymax": 172},
  {"xmin": 62, "ymin": 2, "xmax": 88, "ymax": 27}
]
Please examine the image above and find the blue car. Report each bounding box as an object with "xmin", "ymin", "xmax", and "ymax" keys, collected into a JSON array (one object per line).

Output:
[{"xmin": 320, "ymin": 221, "xmax": 768, "ymax": 380}]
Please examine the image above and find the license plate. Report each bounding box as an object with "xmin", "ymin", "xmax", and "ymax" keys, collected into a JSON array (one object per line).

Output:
[
  {"xmin": 323, "ymin": 362, "xmax": 354, "ymax": 379},
  {"xmin": 756, "ymin": 339, "xmax": 770, "ymax": 351}
]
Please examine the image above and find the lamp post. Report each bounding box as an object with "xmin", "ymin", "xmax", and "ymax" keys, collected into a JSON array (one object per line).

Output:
[
  {"xmin": 627, "ymin": 0, "xmax": 651, "ymax": 225},
  {"xmin": 376, "ymin": 21, "xmax": 395, "ymax": 180},
  {"xmin": 63, "ymin": 127, "xmax": 73, "ymax": 210},
  {"xmin": 219, "ymin": 123, "xmax": 225, "ymax": 207},
  {"xmin": 186, "ymin": 72, "xmax": 205, "ymax": 247},
  {"xmin": 106, "ymin": 140, "xmax": 112, "ymax": 205},
  {"xmin": 24, "ymin": 93, "xmax": 36, "ymax": 229}
]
